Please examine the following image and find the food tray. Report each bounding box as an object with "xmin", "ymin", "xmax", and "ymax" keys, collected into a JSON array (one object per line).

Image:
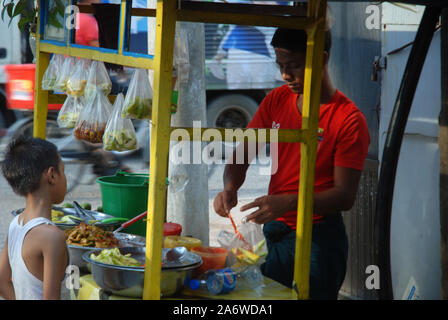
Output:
[{"xmin": 11, "ymin": 206, "xmax": 123, "ymax": 231}]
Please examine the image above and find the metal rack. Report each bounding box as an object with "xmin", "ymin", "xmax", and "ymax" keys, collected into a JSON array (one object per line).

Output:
[{"xmin": 33, "ymin": 0, "xmax": 328, "ymax": 300}]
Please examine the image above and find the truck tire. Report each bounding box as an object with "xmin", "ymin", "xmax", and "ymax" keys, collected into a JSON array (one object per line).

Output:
[{"xmin": 207, "ymin": 94, "xmax": 259, "ymax": 128}]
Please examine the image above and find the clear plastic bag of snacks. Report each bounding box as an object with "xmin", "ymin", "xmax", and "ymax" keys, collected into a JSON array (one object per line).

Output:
[
  {"xmin": 121, "ymin": 68, "xmax": 153, "ymax": 120},
  {"xmin": 42, "ymin": 54, "xmax": 64, "ymax": 90},
  {"xmin": 74, "ymin": 88, "xmax": 112, "ymax": 143},
  {"xmin": 57, "ymin": 95, "xmax": 86, "ymax": 128},
  {"xmin": 103, "ymin": 93, "xmax": 137, "ymax": 151},
  {"xmin": 67, "ymin": 58, "xmax": 90, "ymax": 97},
  {"xmin": 54, "ymin": 56, "xmax": 76, "ymax": 93},
  {"xmin": 217, "ymin": 221, "xmax": 267, "ymax": 267},
  {"xmin": 85, "ymin": 60, "xmax": 112, "ymax": 101}
]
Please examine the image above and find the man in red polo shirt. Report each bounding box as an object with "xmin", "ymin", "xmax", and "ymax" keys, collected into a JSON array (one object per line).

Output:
[{"xmin": 213, "ymin": 28, "xmax": 370, "ymax": 299}]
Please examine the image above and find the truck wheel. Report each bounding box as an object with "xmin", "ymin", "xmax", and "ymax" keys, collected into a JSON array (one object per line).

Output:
[{"xmin": 207, "ymin": 94, "xmax": 259, "ymax": 128}]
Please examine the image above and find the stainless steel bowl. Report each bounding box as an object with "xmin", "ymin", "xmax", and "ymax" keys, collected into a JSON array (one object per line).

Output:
[
  {"xmin": 82, "ymin": 247, "xmax": 202, "ymax": 298},
  {"xmin": 68, "ymin": 233, "xmax": 146, "ymax": 273}
]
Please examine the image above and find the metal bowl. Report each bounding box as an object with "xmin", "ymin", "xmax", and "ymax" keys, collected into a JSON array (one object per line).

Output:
[
  {"xmin": 11, "ymin": 206, "xmax": 124, "ymax": 231},
  {"xmin": 82, "ymin": 247, "xmax": 202, "ymax": 298},
  {"xmin": 68, "ymin": 233, "xmax": 146, "ymax": 273}
]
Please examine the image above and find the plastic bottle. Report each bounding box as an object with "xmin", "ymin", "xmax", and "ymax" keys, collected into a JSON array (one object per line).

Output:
[
  {"xmin": 189, "ymin": 268, "xmax": 237, "ymax": 295},
  {"xmin": 234, "ymin": 265, "xmax": 264, "ymax": 291}
]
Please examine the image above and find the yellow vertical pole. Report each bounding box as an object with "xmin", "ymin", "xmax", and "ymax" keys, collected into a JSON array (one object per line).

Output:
[
  {"xmin": 33, "ymin": 0, "xmax": 50, "ymax": 139},
  {"xmin": 292, "ymin": 0, "xmax": 327, "ymax": 300},
  {"xmin": 142, "ymin": 0, "xmax": 176, "ymax": 300},
  {"xmin": 118, "ymin": 0, "xmax": 127, "ymax": 55}
]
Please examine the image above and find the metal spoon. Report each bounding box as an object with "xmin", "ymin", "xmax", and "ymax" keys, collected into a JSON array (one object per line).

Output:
[{"xmin": 163, "ymin": 246, "xmax": 187, "ymax": 265}]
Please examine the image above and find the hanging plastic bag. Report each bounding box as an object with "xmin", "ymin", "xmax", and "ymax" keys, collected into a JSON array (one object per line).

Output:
[
  {"xmin": 217, "ymin": 221, "xmax": 267, "ymax": 292},
  {"xmin": 103, "ymin": 93, "xmax": 138, "ymax": 151},
  {"xmin": 57, "ymin": 95, "xmax": 86, "ymax": 128},
  {"xmin": 85, "ymin": 60, "xmax": 112, "ymax": 101},
  {"xmin": 74, "ymin": 88, "xmax": 112, "ymax": 143},
  {"xmin": 54, "ymin": 56, "xmax": 76, "ymax": 93},
  {"xmin": 42, "ymin": 54, "xmax": 64, "ymax": 90},
  {"xmin": 121, "ymin": 68, "xmax": 153, "ymax": 120},
  {"xmin": 66, "ymin": 58, "xmax": 90, "ymax": 97},
  {"xmin": 217, "ymin": 221, "xmax": 267, "ymax": 267}
]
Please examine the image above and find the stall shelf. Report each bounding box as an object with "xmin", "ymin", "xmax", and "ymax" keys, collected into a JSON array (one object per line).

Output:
[{"xmin": 33, "ymin": 0, "xmax": 328, "ymax": 300}]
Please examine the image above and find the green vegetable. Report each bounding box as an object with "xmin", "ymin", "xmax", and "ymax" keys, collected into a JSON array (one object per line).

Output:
[
  {"xmin": 81, "ymin": 202, "xmax": 92, "ymax": 210},
  {"xmin": 103, "ymin": 129, "xmax": 137, "ymax": 152},
  {"xmin": 62, "ymin": 203, "xmax": 74, "ymax": 208},
  {"xmin": 253, "ymin": 239, "xmax": 266, "ymax": 255},
  {"xmin": 42, "ymin": 78, "xmax": 57, "ymax": 90},
  {"xmin": 85, "ymin": 83, "xmax": 112, "ymax": 99},
  {"xmin": 96, "ymin": 206, "xmax": 103, "ymax": 212},
  {"xmin": 90, "ymin": 248, "xmax": 141, "ymax": 267},
  {"xmin": 122, "ymin": 96, "xmax": 152, "ymax": 120},
  {"xmin": 58, "ymin": 112, "xmax": 80, "ymax": 128}
]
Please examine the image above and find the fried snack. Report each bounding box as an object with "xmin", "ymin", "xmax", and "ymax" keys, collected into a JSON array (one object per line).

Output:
[
  {"xmin": 66, "ymin": 223, "xmax": 119, "ymax": 248},
  {"xmin": 74, "ymin": 120, "xmax": 106, "ymax": 143}
]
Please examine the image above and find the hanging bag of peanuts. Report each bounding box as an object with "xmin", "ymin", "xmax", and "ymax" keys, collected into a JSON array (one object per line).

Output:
[
  {"xmin": 74, "ymin": 88, "xmax": 112, "ymax": 143},
  {"xmin": 57, "ymin": 96, "xmax": 86, "ymax": 128},
  {"xmin": 103, "ymin": 93, "xmax": 138, "ymax": 151},
  {"xmin": 121, "ymin": 68, "xmax": 153, "ymax": 120},
  {"xmin": 85, "ymin": 60, "xmax": 112, "ymax": 101}
]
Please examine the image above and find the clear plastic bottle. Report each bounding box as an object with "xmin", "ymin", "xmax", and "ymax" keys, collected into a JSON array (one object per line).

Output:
[
  {"xmin": 189, "ymin": 268, "xmax": 237, "ymax": 295},
  {"xmin": 234, "ymin": 265, "xmax": 264, "ymax": 291}
]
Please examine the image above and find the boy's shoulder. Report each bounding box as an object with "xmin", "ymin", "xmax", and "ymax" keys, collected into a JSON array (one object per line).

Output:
[{"xmin": 27, "ymin": 223, "xmax": 66, "ymax": 247}]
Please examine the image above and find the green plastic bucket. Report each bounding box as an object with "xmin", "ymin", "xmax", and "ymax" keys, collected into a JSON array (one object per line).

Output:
[{"xmin": 96, "ymin": 171, "xmax": 149, "ymax": 236}]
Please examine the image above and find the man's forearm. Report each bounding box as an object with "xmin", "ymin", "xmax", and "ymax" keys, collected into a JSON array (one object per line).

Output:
[
  {"xmin": 223, "ymin": 163, "xmax": 249, "ymax": 192},
  {"xmin": 313, "ymin": 187, "xmax": 356, "ymax": 216},
  {"xmin": 263, "ymin": 187, "xmax": 355, "ymax": 219},
  {"xmin": 223, "ymin": 142, "xmax": 255, "ymax": 191}
]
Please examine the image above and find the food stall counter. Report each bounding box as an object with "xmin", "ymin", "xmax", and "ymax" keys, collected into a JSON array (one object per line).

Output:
[{"xmin": 71, "ymin": 274, "xmax": 293, "ymax": 300}]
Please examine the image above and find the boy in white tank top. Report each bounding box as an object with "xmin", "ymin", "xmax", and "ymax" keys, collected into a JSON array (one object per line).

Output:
[{"xmin": 0, "ymin": 136, "xmax": 68, "ymax": 299}]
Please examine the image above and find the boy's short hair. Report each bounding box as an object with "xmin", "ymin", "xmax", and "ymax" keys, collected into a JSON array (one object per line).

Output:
[
  {"xmin": 270, "ymin": 28, "xmax": 332, "ymax": 57},
  {"xmin": 2, "ymin": 136, "xmax": 60, "ymax": 196}
]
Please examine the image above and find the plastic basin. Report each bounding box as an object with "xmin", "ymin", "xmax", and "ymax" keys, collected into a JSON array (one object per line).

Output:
[
  {"xmin": 191, "ymin": 246, "xmax": 228, "ymax": 277},
  {"xmin": 96, "ymin": 172, "xmax": 149, "ymax": 236}
]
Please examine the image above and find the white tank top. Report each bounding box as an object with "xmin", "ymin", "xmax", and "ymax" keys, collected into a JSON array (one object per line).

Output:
[{"xmin": 8, "ymin": 215, "xmax": 57, "ymax": 300}]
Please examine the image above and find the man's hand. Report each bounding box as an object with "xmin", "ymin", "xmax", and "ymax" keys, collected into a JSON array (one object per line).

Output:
[
  {"xmin": 241, "ymin": 194, "xmax": 297, "ymax": 225},
  {"xmin": 214, "ymin": 189, "xmax": 238, "ymax": 217}
]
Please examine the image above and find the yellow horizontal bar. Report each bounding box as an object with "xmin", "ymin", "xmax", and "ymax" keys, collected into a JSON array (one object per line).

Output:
[
  {"xmin": 48, "ymin": 93, "xmax": 116, "ymax": 105},
  {"xmin": 178, "ymin": 10, "xmax": 315, "ymax": 30},
  {"xmin": 169, "ymin": 127, "xmax": 307, "ymax": 143},
  {"xmin": 128, "ymin": 7, "xmax": 314, "ymax": 30},
  {"xmin": 39, "ymin": 42, "xmax": 154, "ymax": 69}
]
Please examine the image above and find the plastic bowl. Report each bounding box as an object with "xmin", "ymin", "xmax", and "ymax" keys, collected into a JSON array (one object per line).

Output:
[
  {"xmin": 164, "ymin": 236, "xmax": 202, "ymax": 251},
  {"xmin": 191, "ymin": 246, "xmax": 228, "ymax": 276}
]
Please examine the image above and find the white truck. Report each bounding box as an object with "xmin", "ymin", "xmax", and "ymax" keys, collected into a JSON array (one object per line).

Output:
[{"xmin": 0, "ymin": 15, "xmax": 29, "ymax": 130}]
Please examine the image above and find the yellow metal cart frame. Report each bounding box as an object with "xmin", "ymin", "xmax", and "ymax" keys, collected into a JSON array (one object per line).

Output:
[{"xmin": 33, "ymin": 0, "xmax": 327, "ymax": 300}]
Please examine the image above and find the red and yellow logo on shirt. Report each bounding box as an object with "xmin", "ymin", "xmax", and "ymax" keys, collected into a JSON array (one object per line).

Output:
[{"xmin": 317, "ymin": 127, "xmax": 324, "ymax": 141}]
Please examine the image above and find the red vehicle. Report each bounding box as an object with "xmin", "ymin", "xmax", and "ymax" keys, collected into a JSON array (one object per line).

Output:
[{"xmin": 4, "ymin": 64, "xmax": 62, "ymax": 111}]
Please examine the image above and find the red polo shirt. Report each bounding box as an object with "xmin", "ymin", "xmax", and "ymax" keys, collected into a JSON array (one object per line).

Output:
[{"xmin": 247, "ymin": 85, "xmax": 370, "ymax": 228}]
